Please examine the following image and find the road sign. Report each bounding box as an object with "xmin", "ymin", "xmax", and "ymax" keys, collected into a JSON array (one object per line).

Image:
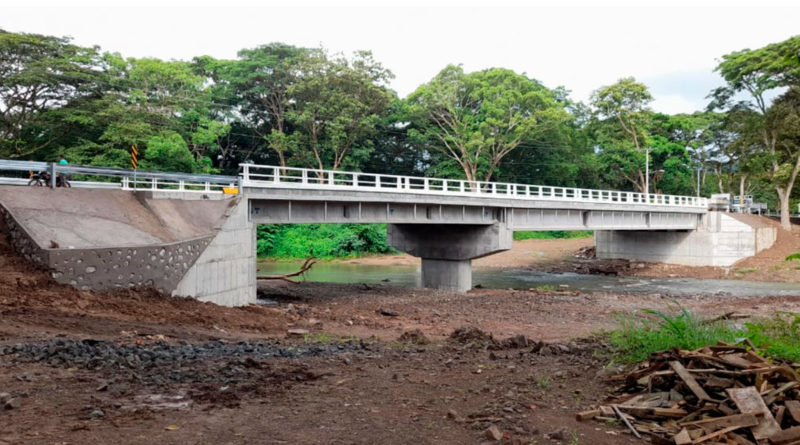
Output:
[{"xmin": 130, "ymin": 145, "xmax": 138, "ymax": 169}]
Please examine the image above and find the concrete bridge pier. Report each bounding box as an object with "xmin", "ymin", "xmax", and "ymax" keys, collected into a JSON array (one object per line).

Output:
[{"xmin": 387, "ymin": 223, "xmax": 513, "ymax": 292}]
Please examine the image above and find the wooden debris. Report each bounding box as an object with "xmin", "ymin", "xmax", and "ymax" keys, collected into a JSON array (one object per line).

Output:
[
  {"xmin": 575, "ymin": 408, "xmax": 601, "ymax": 421},
  {"xmin": 257, "ymin": 257, "xmax": 316, "ymax": 283},
  {"xmin": 581, "ymin": 344, "xmax": 800, "ymax": 444},
  {"xmin": 612, "ymin": 404, "xmax": 641, "ymax": 439},
  {"xmin": 727, "ymin": 387, "xmax": 781, "ymax": 440},
  {"xmin": 671, "ymin": 361, "xmax": 713, "ymax": 402},
  {"xmin": 785, "ymin": 401, "xmax": 800, "ymax": 423},
  {"xmin": 769, "ymin": 426, "xmax": 800, "ymax": 444},
  {"xmin": 674, "ymin": 428, "xmax": 692, "ymax": 445}
]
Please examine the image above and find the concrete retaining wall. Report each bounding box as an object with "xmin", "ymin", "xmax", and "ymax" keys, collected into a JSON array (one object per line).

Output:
[
  {"xmin": 595, "ymin": 212, "xmax": 778, "ymax": 267},
  {"xmin": 0, "ymin": 188, "xmax": 256, "ymax": 307},
  {"xmin": 47, "ymin": 237, "xmax": 212, "ymax": 292},
  {"xmin": 172, "ymin": 198, "xmax": 256, "ymax": 306}
]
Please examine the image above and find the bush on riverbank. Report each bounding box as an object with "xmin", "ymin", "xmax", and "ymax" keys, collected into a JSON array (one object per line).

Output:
[{"xmin": 257, "ymin": 224, "xmax": 395, "ymax": 259}]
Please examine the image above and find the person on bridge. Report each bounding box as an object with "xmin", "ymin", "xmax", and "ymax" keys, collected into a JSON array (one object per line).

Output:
[{"xmin": 57, "ymin": 155, "xmax": 70, "ymax": 187}]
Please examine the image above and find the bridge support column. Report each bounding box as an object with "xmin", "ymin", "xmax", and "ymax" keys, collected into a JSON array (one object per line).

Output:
[
  {"xmin": 421, "ymin": 259, "xmax": 472, "ymax": 292},
  {"xmin": 387, "ymin": 223, "xmax": 512, "ymax": 292}
]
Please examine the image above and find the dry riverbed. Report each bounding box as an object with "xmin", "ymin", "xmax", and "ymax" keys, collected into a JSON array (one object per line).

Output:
[{"xmin": 3, "ymin": 225, "xmax": 800, "ymax": 444}]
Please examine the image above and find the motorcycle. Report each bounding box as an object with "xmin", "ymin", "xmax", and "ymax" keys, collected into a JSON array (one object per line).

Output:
[{"xmin": 28, "ymin": 171, "xmax": 70, "ymax": 188}]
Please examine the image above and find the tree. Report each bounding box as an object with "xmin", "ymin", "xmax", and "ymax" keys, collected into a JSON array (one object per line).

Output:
[
  {"xmin": 711, "ymin": 35, "xmax": 800, "ymax": 229},
  {"xmin": 140, "ymin": 132, "xmax": 197, "ymax": 173},
  {"xmin": 407, "ymin": 65, "xmax": 569, "ymax": 184},
  {"xmin": 0, "ymin": 29, "xmax": 102, "ymax": 158},
  {"xmin": 216, "ymin": 43, "xmax": 306, "ymax": 168},
  {"xmin": 287, "ymin": 49, "xmax": 394, "ymax": 174},
  {"xmin": 590, "ymin": 77, "xmax": 653, "ymax": 192}
]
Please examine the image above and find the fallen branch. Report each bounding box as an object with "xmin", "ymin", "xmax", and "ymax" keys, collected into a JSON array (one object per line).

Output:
[{"xmin": 257, "ymin": 258, "xmax": 316, "ymax": 284}]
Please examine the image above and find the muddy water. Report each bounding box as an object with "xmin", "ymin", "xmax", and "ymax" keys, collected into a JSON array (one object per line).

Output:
[{"xmin": 258, "ymin": 261, "xmax": 800, "ymax": 297}]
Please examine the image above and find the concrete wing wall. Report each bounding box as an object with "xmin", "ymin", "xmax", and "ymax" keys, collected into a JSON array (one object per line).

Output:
[{"xmin": 172, "ymin": 197, "xmax": 256, "ymax": 306}]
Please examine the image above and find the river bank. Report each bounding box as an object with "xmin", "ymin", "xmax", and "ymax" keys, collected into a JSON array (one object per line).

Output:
[{"xmin": 260, "ymin": 225, "xmax": 800, "ymax": 283}]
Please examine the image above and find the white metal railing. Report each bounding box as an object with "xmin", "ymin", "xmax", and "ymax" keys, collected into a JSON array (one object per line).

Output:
[
  {"xmin": 240, "ymin": 164, "xmax": 709, "ymax": 209},
  {"xmin": 0, "ymin": 160, "xmax": 238, "ymax": 194}
]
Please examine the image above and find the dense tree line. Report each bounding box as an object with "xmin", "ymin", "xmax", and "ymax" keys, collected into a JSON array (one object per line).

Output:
[{"xmin": 2, "ymin": 29, "xmax": 799, "ymax": 228}]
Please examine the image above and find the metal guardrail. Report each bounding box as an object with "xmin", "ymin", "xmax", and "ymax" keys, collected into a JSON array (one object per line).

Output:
[
  {"xmin": 240, "ymin": 164, "xmax": 709, "ymax": 209},
  {"xmin": 0, "ymin": 160, "xmax": 238, "ymax": 193}
]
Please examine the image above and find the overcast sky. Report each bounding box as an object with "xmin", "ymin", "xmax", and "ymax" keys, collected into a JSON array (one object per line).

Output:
[{"xmin": 2, "ymin": 0, "xmax": 798, "ymax": 114}]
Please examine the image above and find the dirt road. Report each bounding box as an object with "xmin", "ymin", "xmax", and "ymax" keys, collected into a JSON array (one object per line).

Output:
[{"xmin": 3, "ymin": 226, "xmax": 800, "ymax": 444}]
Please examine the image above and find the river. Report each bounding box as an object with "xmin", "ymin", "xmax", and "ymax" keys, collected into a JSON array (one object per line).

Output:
[{"xmin": 258, "ymin": 260, "xmax": 800, "ymax": 297}]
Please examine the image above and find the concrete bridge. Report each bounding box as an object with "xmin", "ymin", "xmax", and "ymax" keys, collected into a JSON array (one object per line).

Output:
[{"xmin": 0, "ymin": 161, "xmax": 776, "ymax": 306}]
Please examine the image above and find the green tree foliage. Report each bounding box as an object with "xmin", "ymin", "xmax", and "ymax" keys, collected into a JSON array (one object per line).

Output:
[
  {"xmin": 0, "ymin": 29, "xmax": 102, "ymax": 158},
  {"xmin": 406, "ymin": 65, "xmax": 570, "ymax": 183},
  {"xmin": 711, "ymin": 35, "xmax": 800, "ymax": 230},
  {"xmin": 140, "ymin": 132, "xmax": 197, "ymax": 173},
  {"xmin": 6, "ymin": 26, "xmax": 800, "ymax": 250},
  {"xmin": 288, "ymin": 50, "xmax": 394, "ymax": 173},
  {"xmin": 590, "ymin": 77, "xmax": 653, "ymax": 192}
]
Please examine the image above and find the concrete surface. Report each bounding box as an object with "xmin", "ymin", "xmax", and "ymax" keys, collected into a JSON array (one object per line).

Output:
[
  {"xmin": 388, "ymin": 223, "xmax": 513, "ymax": 292},
  {"xmin": 249, "ymin": 194, "xmax": 704, "ymax": 231},
  {"xmin": 595, "ymin": 212, "xmax": 778, "ymax": 266},
  {"xmin": 0, "ymin": 187, "xmax": 231, "ymax": 248},
  {"xmin": 420, "ymin": 259, "xmax": 472, "ymax": 292},
  {"xmin": 173, "ymin": 197, "xmax": 256, "ymax": 306},
  {"xmin": 0, "ymin": 187, "xmax": 254, "ymax": 306}
]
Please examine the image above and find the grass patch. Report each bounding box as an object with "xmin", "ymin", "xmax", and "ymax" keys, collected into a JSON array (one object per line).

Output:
[
  {"xmin": 609, "ymin": 303, "xmax": 800, "ymax": 363},
  {"xmin": 303, "ymin": 333, "xmax": 357, "ymax": 344},
  {"xmin": 534, "ymin": 284, "xmax": 557, "ymax": 291},
  {"xmin": 513, "ymin": 230, "xmax": 593, "ymax": 241}
]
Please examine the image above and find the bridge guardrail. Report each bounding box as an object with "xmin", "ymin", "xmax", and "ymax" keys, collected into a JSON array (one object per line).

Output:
[
  {"xmin": 240, "ymin": 164, "xmax": 709, "ymax": 209},
  {"xmin": 0, "ymin": 160, "xmax": 238, "ymax": 194}
]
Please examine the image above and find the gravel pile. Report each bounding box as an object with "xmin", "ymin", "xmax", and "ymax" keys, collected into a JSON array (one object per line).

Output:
[{"xmin": 1, "ymin": 338, "xmax": 367, "ymax": 386}]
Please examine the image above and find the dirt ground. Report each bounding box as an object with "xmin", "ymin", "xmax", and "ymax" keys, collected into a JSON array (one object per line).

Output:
[{"xmin": 4, "ymin": 220, "xmax": 800, "ymax": 445}]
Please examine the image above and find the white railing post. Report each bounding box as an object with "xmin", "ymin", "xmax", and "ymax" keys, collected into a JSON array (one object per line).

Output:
[
  {"xmin": 301, "ymin": 169, "xmax": 308, "ymax": 184},
  {"xmin": 423, "ymin": 178, "xmax": 429, "ymax": 191},
  {"xmin": 179, "ymin": 180, "xmax": 185, "ymax": 191},
  {"xmin": 352, "ymin": 173, "xmax": 358, "ymax": 187},
  {"xmin": 328, "ymin": 171, "xmax": 334, "ymax": 185},
  {"xmin": 460, "ymin": 181, "xmax": 465, "ymax": 193},
  {"xmin": 492, "ymin": 183, "xmax": 497, "ymax": 194},
  {"xmin": 205, "ymin": 182, "xmax": 210, "ymax": 192},
  {"xmin": 273, "ymin": 167, "xmax": 280, "ymax": 184},
  {"xmin": 242, "ymin": 164, "xmax": 250, "ymax": 184},
  {"xmin": 442, "ymin": 179, "xmax": 448, "ymax": 192},
  {"xmin": 376, "ymin": 175, "xmax": 382, "ymax": 189},
  {"xmin": 396, "ymin": 176, "xmax": 402, "ymax": 189},
  {"xmin": 152, "ymin": 178, "xmax": 157, "ymax": 191}
]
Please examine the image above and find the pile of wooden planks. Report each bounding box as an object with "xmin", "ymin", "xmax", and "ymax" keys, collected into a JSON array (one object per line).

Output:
[{"xmin": 577, "ymin": 343, "xmax": 800, "ymax": 444}]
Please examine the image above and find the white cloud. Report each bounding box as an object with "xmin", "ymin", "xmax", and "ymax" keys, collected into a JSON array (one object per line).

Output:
[{"xmin": 1, "ymin": 1, "xmax": 798, "ymax": 112}]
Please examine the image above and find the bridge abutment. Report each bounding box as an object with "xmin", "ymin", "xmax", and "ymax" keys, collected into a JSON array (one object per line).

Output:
[
  {"xmin": 387, "ymin": 223, "xmax": 512, "ymax": 292},
  {"xmin": 595, "ymin": 212, "xmax": 777, "ymax": 266}
]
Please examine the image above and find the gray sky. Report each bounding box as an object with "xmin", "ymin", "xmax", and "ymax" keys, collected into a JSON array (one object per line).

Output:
[{"xmin": 2, "ymin": 0, "xmax": 798, "ymax": 114}]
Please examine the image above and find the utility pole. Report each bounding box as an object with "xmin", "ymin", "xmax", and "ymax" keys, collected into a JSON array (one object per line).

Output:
[
  {"xmin": 644, "ymin": 147, "xmax": 650, "ymax": 196},
  {"xmin": 695, "ymin": 167, "xmax": 701, "ymax": 197}
]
